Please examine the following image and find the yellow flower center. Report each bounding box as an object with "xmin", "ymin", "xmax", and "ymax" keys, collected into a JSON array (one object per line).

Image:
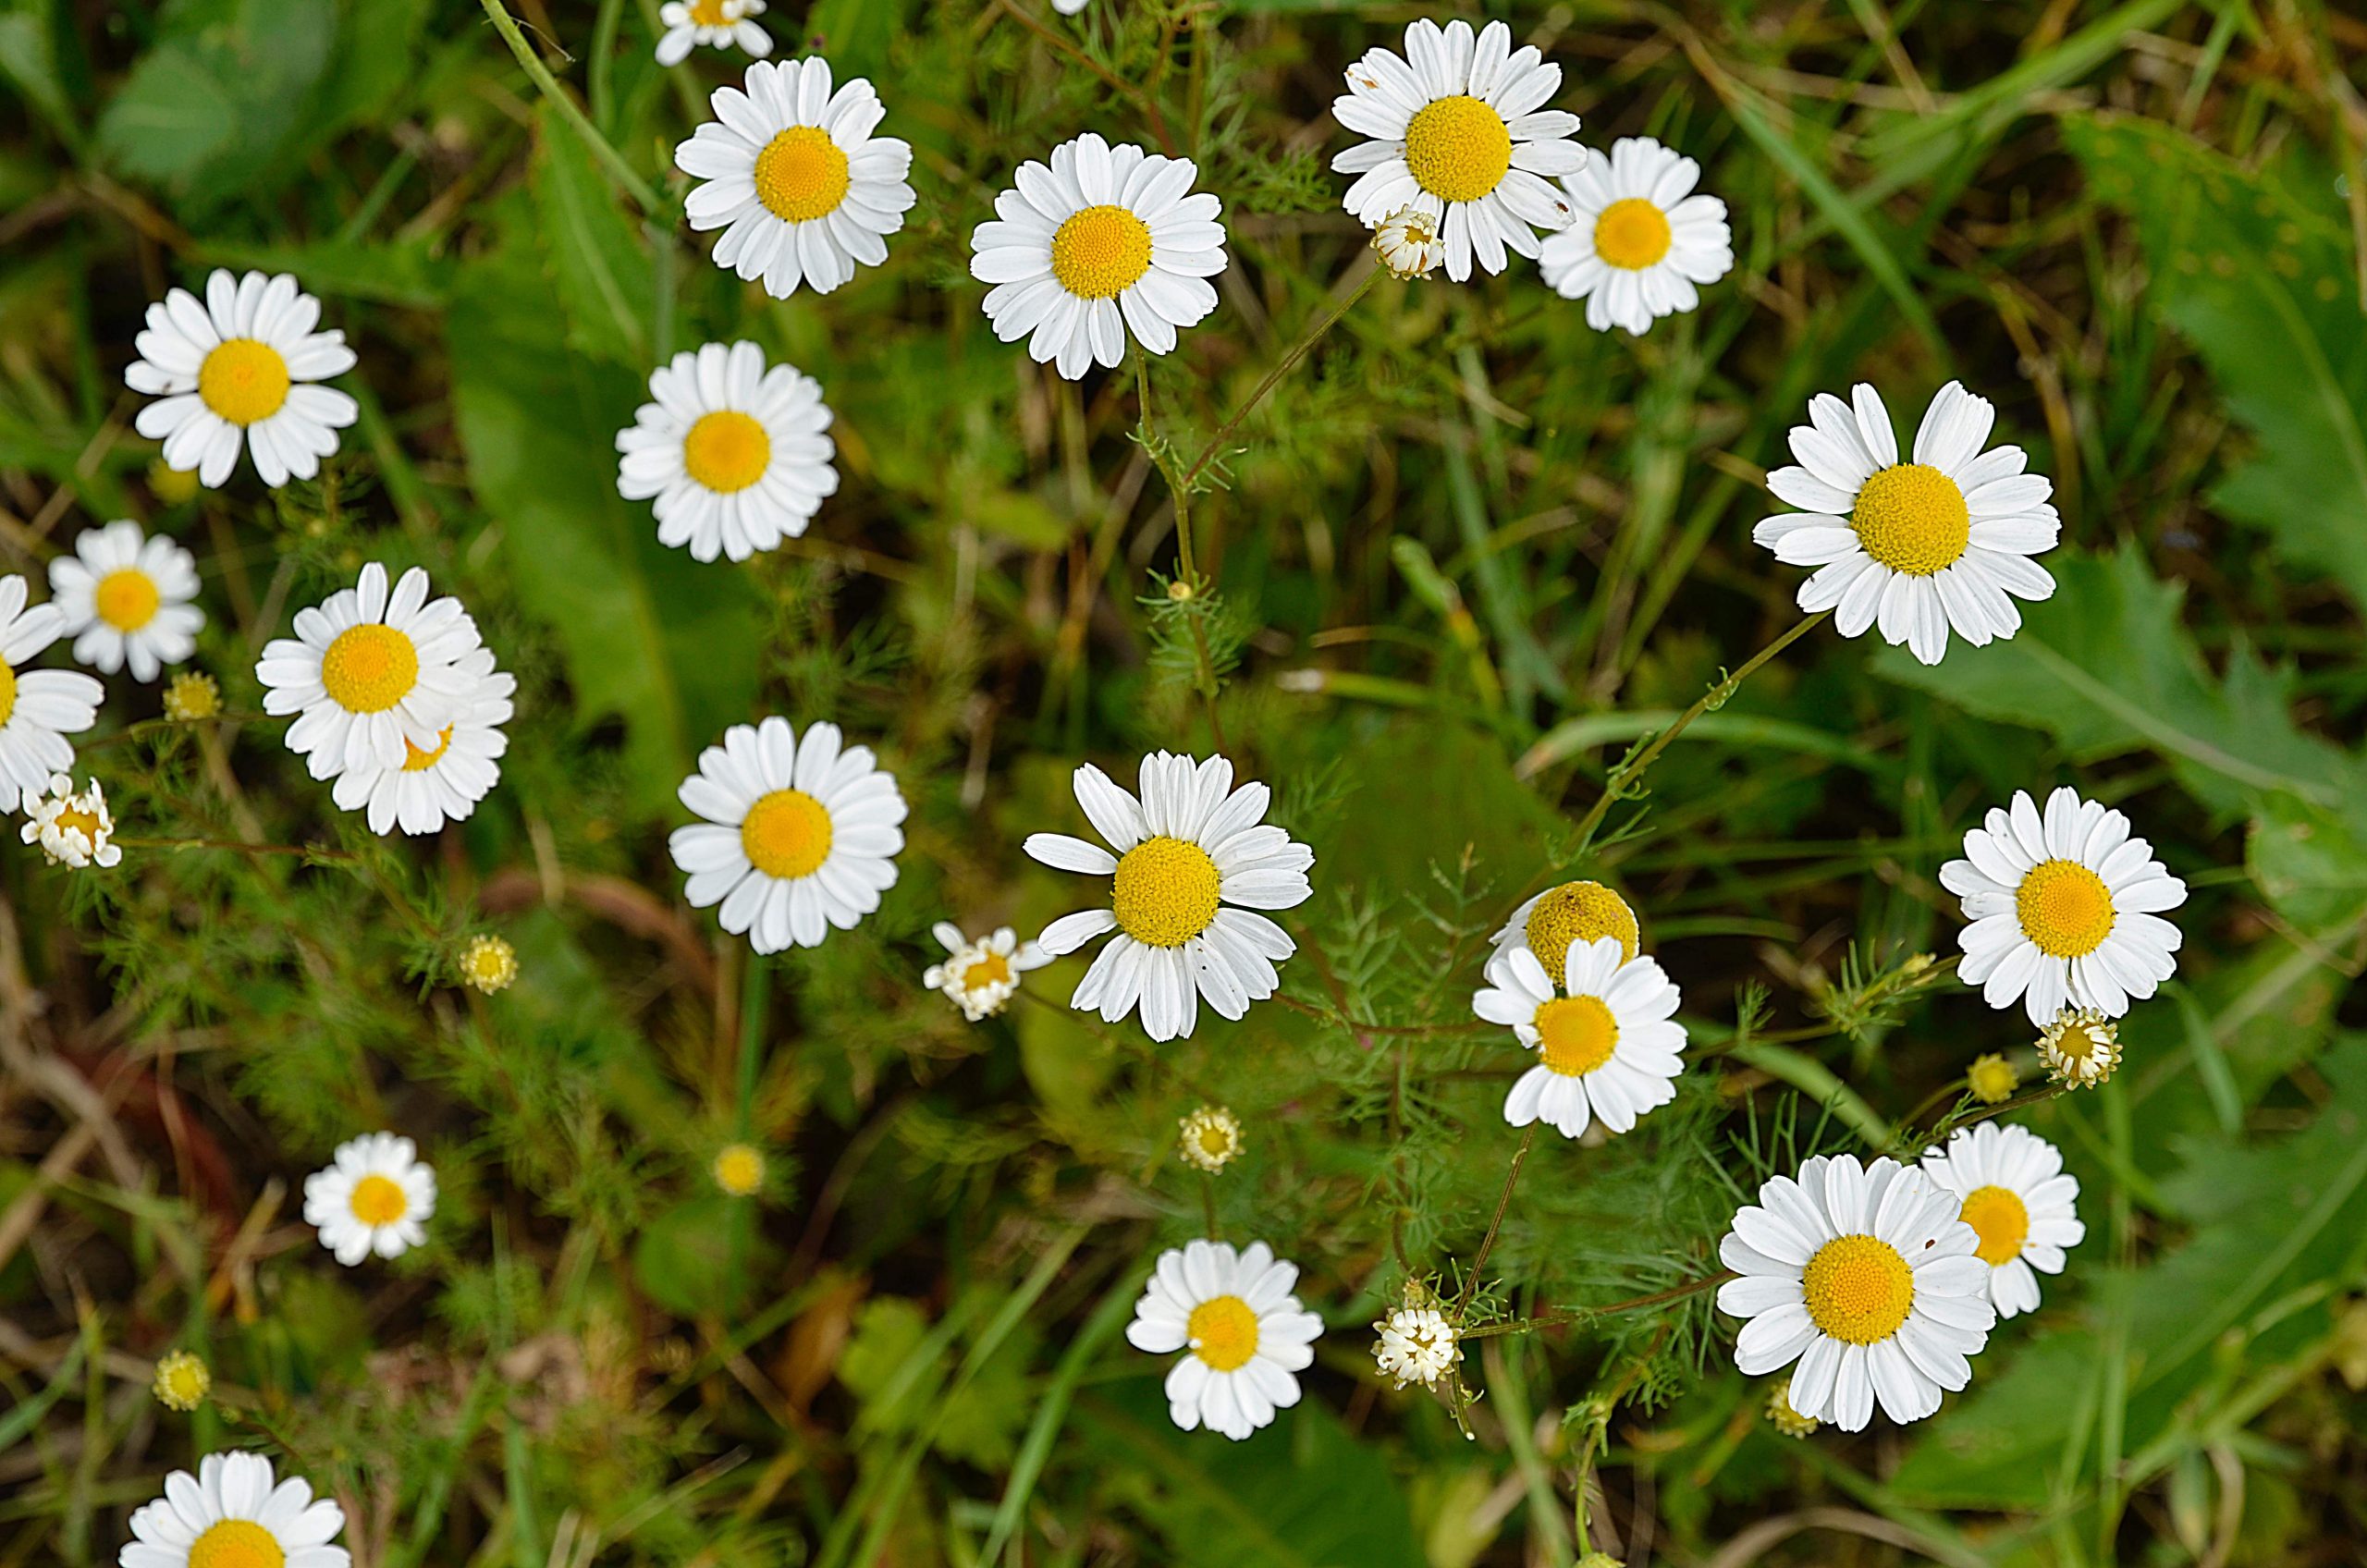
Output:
[
  {"xmin": 963, "ymin": 949, "xmax": 1012, "ymax": 993},
  {"xmin": 689, "ymin": 0, "xmax": 729, "ymax": 23},
  {"xmin": 1966, "ymin": 1054, "xmax": 2018, "ymax": 1104},
  {"xmin": 94, "ymin": 569, "xmax": 162, "ymax": 631},
  {"xmin": 189, "ymin": 1519, "xmax": 285, "ymax": 1568},
  {"xmin": 1196, "ymin": 1124, "xmax": 1234, "ymax": 1158},
  {"xmin": 1186, "ymin": 1294, "xmax": 1260, "ymax": 1372},
  {"xmin": 1593, "ymin": 198, "xmax": 1673, "ymax": 269},
  {"xmin": 54, "ymin": 803, "xmax": 103, "ymax": 842},
  {"xmin": 402, "ymin": 725, "xmax": 455, "ymax": 772},
  {"xmin": 741, "ymin": 788, "xmax": 833, "ymax": 879},
  {"xmin": 753, "ymin": 126, "xmax": 851, "ymax": 223},
  {"xmin": 0, "ymin": 662, "xmax": 14, "ymax": 726},
  {"xmin": 1851, "ymin": 462, "xmax": 1970, "ymax": 576},
  {"xmin": 1111, "ymin": 835, "xmax": 1221, "ymax": 948},
  {"xmin": 320, "ymin": 623, "xmax": 420, "ymax": 714},
  {"xmin": 714, "ymin": 1144, "xmax": 765, "ymax": 1195},
  {"xmin": 1801, "ymin": 1234, "xmax": 1915, "ymax": 1345},
  {"xmin": 681, "ymin": 410, "xmax": 772, "ymax": 494},
  {"xmin": 1957, "ymin": 1184, "xmax": 2030, "ymax": 1267},
  {"xmin": 165, "ymin": 671, "xmax": 220, "ymax": 721},
  {"xmin": 2052, "ymin": 1019, "xmax": 2105, "ymax": 1065},
  {"xmin": 197, "ymin": 339, "xmax": 291, "ymax": 427},
  {"xmin": 1535, "ymin": 995, "xmax": 1618, "ymax": 1076},
  {"xmin": 153, "ymin": 1351, "xmax": 211, "ymax": 1411},
  {"xmin": 349, "ymin": 1174, "xmax": 408, "ymax": 1227},
  {"xmin": 1050, "ymin": 204, "xmax": 1155, "ymax": 300},
  {"xmin": 1524, "ymin": 880, "xmax": 1639, "ymax": 978},
  {"xmin": 1402, "ymin": 94, "xmax": 1512, "ymax": 204},
  {"xmin": 2016, "ymin": 859, "xmax": 2116, "ymax": 958}
]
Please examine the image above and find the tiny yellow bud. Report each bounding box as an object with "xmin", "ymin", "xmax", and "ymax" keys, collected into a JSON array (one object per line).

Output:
[
  {"xmin": 162, "ymin": 671, "xmax": 221, "ymax": 722},
  {"xmin": 153, "ymin": 1349, "xmax": 212, "ymax": 1412},
  {"xmin": 460, "ymin": 935, "xmax": 518, "ymax": 995},
  {"xmin": 149, "ymin": 459, "xmax": 203, "ymax": 505},
  {"xmin": 713, "ymin": 1143, "xmax": 766, "ymax": 1196},
  {"xmin": 1965, "ymin": 1053, "xmax": 2018, "ymax": 1106},
  {"xmin": 1166, "ymin": 578, "xmax": 1195, "ymax": 602}
]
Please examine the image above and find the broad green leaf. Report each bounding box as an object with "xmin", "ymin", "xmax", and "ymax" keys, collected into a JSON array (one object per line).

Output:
[
  {"xmin": 98, "ymin": 0, "xmax": 336, "ymax": 210},
  {"xmin": 2247, "ymin": 790, "xmax": 2367, "ymax": 929},
  {"xmin": 529, "ymin": 104, "xmax": 653, "ymax": 367}
]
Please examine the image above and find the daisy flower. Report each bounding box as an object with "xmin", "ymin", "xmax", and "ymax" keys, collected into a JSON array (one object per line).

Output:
[
  {"xmin": 617, "ymin": 340, "xmax": 839, "ymax": 563},
  {"xmin": 460, "ymin": 935, "xmax": 519, "ymax": 995},
  {"xmin": 924, "ymin": 923, "xmax": 1049, "ymax": 1020},
  {"xmin": 1477, "ymin": 936, "xmax": 1686, "ymax": 1140},
  {"xmin": 48, "ymin": 521, "xmax": 203, "ymax": 681},
  {"xmin": 0, "ymin": 576, "xmax": 104, "ymax": 814},
  {"xmin": 126, "ymin": 270, "xmax": 358, "ymax": 489},
  {"xmin": 970, "ymin": 132, "xmax": 1227, "ymax": 380},
  {"xmin": 1489, "ymin": 878, "xmax": 1640, "ymax": 975},
  {"xmin": 302, "ymin": 1132, "xmax": 435, "ymax": 1266},
  {"xmin": 1125, "ymin": 1238, "xmax": 1323, "ymax": 1440},
  {"xmin": 21, "ymin": 773, "xmax": 120, "ymax": 868},
  {"xmin": 1372, "ymin": 1305, "xmax": 1459, "ymax": 1390},
  {"xmin": 118, "ymin": 1452, "xmax": 349, "ymax": 1568},
  {"xmin": 669, "ymin": 717, "xmax": 908, "ymax": 952},
  {"xmin": 1920, "ymin": 1122, "xmax": 2085, "ymax": 1319},
  {"xmin": 672, "ymin": 57, "xmax": 915, "ymax": 298},
  {"xmin": 656, "ymin": 0, "xmax": 769, "ymax": 66},
  {"xmin": 328, "ymin": 644, "xmax": 513, "ymax": 835},
  {"xmin": 254, "ymin": 564, "xmax": 481, "ymax": 782},
  {"xmin": 1372, "ymin": 205, "xmax": 1446, "ymax": 278},
  {"xmin": 1539, "ymin": 136, "xmax": 1733, "ymax": 335},
  {"xmin": 1718, "ymin": 1154, "xmax": 1996, "ymax": 1431},
  {"xmin": 2039, "ymin": 1006, "xmax": 2121, "ymax": 1087},
  {"xmin": 1024, "ymin": 753, "xmax": 1313, "ymax": 1042},
  {"xmin": 1331, "ymin": 18, "xmax": 1583, "ymax": 282},
  {"xmin": 1752, "ymin": 382, "xmax": 2062, "ymax": 665},
  {"xmin": 1942, "ymin": 786, "xmax": 2188, "ymax": 1026},
  {"xmin": 1177, "ymin": 1105, "xmax": 1244, "ymax": 1173}
]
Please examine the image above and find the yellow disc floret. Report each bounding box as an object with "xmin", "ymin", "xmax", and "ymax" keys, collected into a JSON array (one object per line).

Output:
[
  {"xmin": 94, "ymin": 569, "xmax": 162, "ymax": 631},
  {"xmin": 753, "ymin": 126, "xmax": 852, "ymax": 223},
  {"xmin": 713, "ymin": 1143, "xmax": 766, "ymax": 1196},
  {"xmin": 2016, "ymin": 859, "xmax": 2116, "ymax": 958},
  {"xmin": 2039, "ymin": 1007, "xmax": 2121, "ymax": 1087},
  {"xmin": 1111, "ymin": 835, "xmax": 1221, "ymax": 947},
  {"xmin": 1850, "ymin": 463, "xmax": 1970, "ymax": 576},
  {"xmin": 460, "ymin": 935, "xmax": 518, "ymax": 995},
  {"xmin": 152, "ymin": 1349, "xmax": 212, "ymax": 1412},
  {"xmin": 1800, "ymin": 1234, "xmax": 1915, "ymax": 1345},
  {"xmin": 1050, "ymin": 204, "xmax": 1155, "ymax": 300},
  {"xmin": 1593, "ymin": 198, "xmax": 1673, "ymax": 269},
  {"xmin": 1524, "ymin": 880, "xmax": 1640, "ymax": 977},
  {"xmin": 197, "ymin": 339, "xmax": 291, "ymax": 427},
  {"xmin": 0, "ymin": 662, "xmax": 12, "ymax": 726},
  {"xmin": 963, "ymin": 949, "xmax": 1012, "ymax": 993},
  {"xmin": 320, "ymin": 623, "xmax": 420, "ymax": 714},
  {"xmin": 689, "ymin": 0, "xmax": 729, "ymax": 22},
  {"xmin": 189, "ymin": 1519, "xmax": 285, "ymax": 1568},
  {"xmin": 348, "ymin": 1174, "xmax": 409, "ymax": 1227},
  {"xmin": 1187, "ymin": 1294, "xmax": 1260, "ymax": 1372},
  {"xmin": 1535, "ymin": 995, "xmax": 1618, "ymax": 1076},
  {"xmin": 682, "ymin": 410, "xmax": 773, "ymax": 494},
  {"xmin": 164, "ymin": 671, "xmax": 220, "ymax": 721},
  {"xmin": 742, "ymin": 789, "xmax": 834, "ymax": 880},
  {"xmin": 1402, "ymin": 94, "xmax": 1513, "ymax": 204},
  {"xmin": 1966, "ymin": 1052, "xmax": 2019, "ymax": 1105},
  {"xmin": 1957, "ymin": 1184, "xmax": 2030, "ymax": 1267}
]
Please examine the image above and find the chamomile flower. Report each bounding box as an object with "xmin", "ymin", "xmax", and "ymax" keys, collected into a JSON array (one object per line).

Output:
[
  {"xmin": 970, "ymin": 133, "xmax": 1227, "ymax": 380},
  {"xmin": 1966, "ymin": 1053, "xmax": 2019, "ymax": 1104},
  {"xmin": 1477, "ymin": 936, "xmax": 1686, "ymax": 1140},
  {"xmin": 672, "ymin": 57, "xmax": 915, "ymax": 298},
  {"xmin": 460, "ymin": 935, "xmax": 519, "ymax": 995},
  {"xmin": 616, "ymin": 340, "xmax": 839, "ymax": 563},
  {"xmin": 1489, "ymin": 878, "xmax": 1640, "ymax": 976},
  {"xmin": 1539, "ymin": 136, "xmax": 1733, "ymax": 335},
  {"xmin": 1331, "ymin": 18, "xmax": 1583, "ymax": 282},
  {"xmin": 302, "ymin": 1133, "xmax": 435, "ymax": 1266},
  {"xmin": 1125, "ymin": 1239, "xmax": 1323, "ymax": 1440},
  {"xmin": 118, "ymin": 1452, "xmax": 350, "ymax": 1568},
  {"xmin": 1053, "ymin": 0, "xmax": 1089, "ymax": 12},
  {"xmin": 1024, "ymin": 753, "xmax": 1313, "ymax": 1042},
  {"xmin": 0, "ymin": 576, "xmax": 103, "ymax": 814},
  {"xmin": 1941, "ymin": 787, "xmax": 2188, "ymax": 1026},
  {"xmin": 329, "ymin": 645, "xmax": 513, "ymax": 835},
  {"xmin": 126, "ymin": 270, "xmax": 358, "ymax": 489},
  {"xmin": 47, "ymin": 521, "xmax": 203, "ymax": 681},
  {"xmin": 2039, "ymin": 1007, "xmax": 2121, "ymax": 1087},
  {"xmin": 254, "ymin": 564, "xmax": 481, "ymax": 782},
  {"xmin": 923, "ymin": 923, "xmax": 1049, "ymax": 1020},
  {"xmin": 1765, "ymin": 1377, "xmax": 1819, "ymax": 1438},
  {"xmin": 151, "ymin": 1350, "xmax": 211, "ymax": 1413},
  {"xmin": 1920, "ymin": 1122, "xmax": 2085, "ymax": 1319},
  {"xmin": 1177, "ymin": 1105, "xmax": 1244, "ymax": 1173},
  {"xmin": 668, "ymin": 718, "xmax": 908, "ymax": 952},
  {"xmin": 1752, "ymin": 382, "xmax": 2062, "ymax": 666},
  {"xmin": 1716, "ymin": 1154, "xmax": 1996, "ymax": 1431},
  {"xmin": 1373, "ymin": 1305, "xmax": 1459, "ymax": 1390},
  {"xmin": 1371, "ymin": 206, "xmax": 1446, "ymax": 278},
  {"xmin": 21, "ymin": 773, "xmax": 119, "ymax": 868},
  {"xmin": 656, "ymin": 0, "xmax": 769, "ymax": 66},
  {"xmin": 163, "ymin": 671, "xmax": 219, "ymax": 721}
]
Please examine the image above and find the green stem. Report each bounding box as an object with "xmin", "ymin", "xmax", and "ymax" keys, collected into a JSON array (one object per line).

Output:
[
  {"xmin": 479, "ymin": 0, "xmax": 662, "ymax": 213},
  {"xmin": 1178, "ymin": 266, "xmax": 1380, "ymax": 495},
  {"xmin": 1459, "ymin": 1268, "xmax": 1732, "ymax": 1341},
  {"xmin": 1453, "ymin": 1123, "xmax": 1537, "ymax": 1318}
]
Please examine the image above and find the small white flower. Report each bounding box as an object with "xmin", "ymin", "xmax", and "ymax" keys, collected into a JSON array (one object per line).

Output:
[
  {"xmin": 656, "ymin": 0, "xmax": 769, "ymax": 66},
  {"xmin": 970, "ymin": 133, "xmax": 1227, "ymax": 381},
  {"xmin": 1941, "ymin": 786, "xmax": 2187, "ymax": 1026},
  {"xmin": 47, "ymin": 521, "xmax": 203, "ymax": 681},
  {"xmin": 1373, "ymin": 1305, "xmax": 1459, "ymax": 1390},
  {"xmin": 1024, "ymin": 753, "xmax": 1314, "ymax": 1042},
  {"xmin": 329, "ymin": 644, "xmax": 514, "ymax": 835},
  {"xmin": 924, "ymin": 922, "xmax": 1049, "ymax": 1019},
  {"xmin": 253, "ymin": 564, "xmax": 483, "ymax": 782},
  {"xmin": 126, "ymin": 270, "xmax": 358, "ymax": 489},
  {"xmin": 669, "ymin": 717, "xmax": 908, "ymax": 952},
  {"xmin": 1920, "ymin": 1122, "xmax": 2085, "ymax": 1319},
  {"xmin": 117, "ymin": 1451, "xmax": 350, "ymax": 1568},
  {"xmin": 673, "ymin": 57, "xmax": 915, "ymax": 298},
  {"xmin": 20, "ymin": 773, "xmax": 120, "ymax": 868},
  {"xmin": 303, "ymin": 1132, "xmax": 435, "ymax": 1266},
  {"xmin": 1752, "ymin": 382, "xmax": 2062, "ymax": 665},
  {"xmin": 1717, "ymin": 1154, "xmax": 1997, "ymax": 1431},
  {"xmin": 1126, "ymin": 1238, "xmax": 1324, "ymax": 1440},
  {"xmin": 617, "ymin": 340, "xmax": 838, "ymax": 563},
  {"xmin": 2038, "ymin": 1006, "xmax": 2121, "ymax": 1087},
  {"xmin": 1331, "ymin": 18, "xmax": 1583, "ymax": 282},
  {"xmin": 1478, "ymin": 936, "xmax": 1686, "ymax": 1140},
  {"xmin": 0, "ymin": 576, "xmax": 103, "ymax": 814},
  {"xmin": 1539, "ymin": 136, "xmax": 1733, "ymax": 335},
  {"xmin": 1371, "ymin": 206, "xmax": 1446, "ymax": 278}
]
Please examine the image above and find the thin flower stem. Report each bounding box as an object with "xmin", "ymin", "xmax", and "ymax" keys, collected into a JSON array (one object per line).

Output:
[
  {"xmin": 80, "ymin": 713, "xmax": 264, "ymax": 752},
  {"xmin": 1199, "ymin": 1172, "xmax": 1219, "ymax": 1241},
  {"xmin": 1178, "ymin": 265, "xmax": 1380, "ymax": 495},
  {"xmin": 992, "ymin": 0, "xmax": 1180, "ymax": 156},
  {"xmin": 479, "ymin": 0, "xmax": 662, "ymax": 213},
  {"xmin": 1459, "ymin": 1268, "xmax": 1734, "ymax": 1341},
  {"xmin": 1453, "ymin": 1122, "xmax": 1538, "ymax": 1318}
]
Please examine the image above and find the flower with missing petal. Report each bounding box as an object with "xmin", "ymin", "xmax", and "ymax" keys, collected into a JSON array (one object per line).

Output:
[
  {"xmin": 923, "ymin": 923, "xmax": 1049, "ymax": 1020},
  {"xmin": 656, "ymin": 0, "xmax": 769, "ymax": 66}
]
